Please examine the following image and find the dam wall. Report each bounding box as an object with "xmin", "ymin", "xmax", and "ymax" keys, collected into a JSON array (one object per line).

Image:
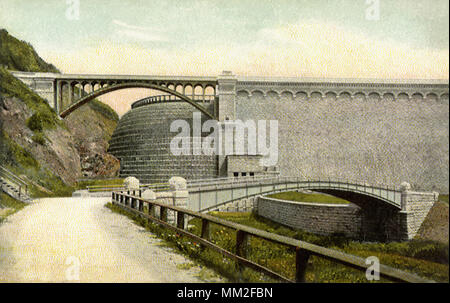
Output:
[{"xmin": 235, "ymin": 92, "xmax": 449, "ymax": 193}]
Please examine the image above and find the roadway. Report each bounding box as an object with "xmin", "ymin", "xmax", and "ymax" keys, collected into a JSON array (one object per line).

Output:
[{"xmin": 0, "ymin": 197, "xmax": 220, "ymax": 282}]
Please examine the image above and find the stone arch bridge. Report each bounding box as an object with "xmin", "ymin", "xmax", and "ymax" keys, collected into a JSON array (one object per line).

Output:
[
  {"xmin": 184, "ymin": 176, "xmax": 438, "ymax": 241},
  {"xmin": 10, "ymin": 71, "xmax": 449, "ymax": 122}
]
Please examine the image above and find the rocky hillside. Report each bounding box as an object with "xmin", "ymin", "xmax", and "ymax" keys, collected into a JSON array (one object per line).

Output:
[{"xmin": 0, "ymin": 30, "xmax": 119, "ymax": 196}]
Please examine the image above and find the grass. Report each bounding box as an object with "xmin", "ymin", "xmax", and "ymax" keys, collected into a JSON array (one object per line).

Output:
[
  {"xmin": 267, "ymin": 191, "xmax": 349, "ymax": 204},
  {"xmin": 439, "ymin": 194, "xmax": 448, "ymax": 205},
  {"xmin": 106, "ymin": 203, "xmax": 448, "ymax": 283},
  {"xmin": 0, "ymin": 192, "xmax": 27, "ymax": 224},
  {"xmin": 76, "ymin": 178, "xmax": 124, "ymax": 190}
]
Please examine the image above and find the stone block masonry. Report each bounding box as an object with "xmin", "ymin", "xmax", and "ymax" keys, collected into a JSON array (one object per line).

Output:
[
  {"xmin": 256, "ymin": 196, "xmax": 362, "ymax": 238},
  {"xmin": 399, "ymin": 190, "xmax": 438, "ymax": 240},
  {"xmin": 255, "ymin": 187, "xmax": 438, "ymax": 241}
]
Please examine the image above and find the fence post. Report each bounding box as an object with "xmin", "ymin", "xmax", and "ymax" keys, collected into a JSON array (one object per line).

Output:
[
  {"xmin": 236, "ymin": 230, "xmax": 248, "ymax": 258},
  {"xmin": 236, "ymin": 230, "xmax": 249, "ymax": 280},
  {"xmin": 295, "ymin": 247, "xmax": 310, "ymax": 283},
  {"xmin": 215, "ymin": 185, "xmax": 218, "ymax": 206},
  {"xmin": 177, "ymin": 211, "xmax": 185, "ymax": 229},
  {"xmin": 201, "ymin": 219, "xmax": 210, "ymax": 241},
  {"xmin": 160, "ymin": 206, "xmax": 167, "ymax": 222}
]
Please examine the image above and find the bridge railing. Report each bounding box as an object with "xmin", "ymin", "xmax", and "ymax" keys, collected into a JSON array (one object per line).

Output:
[
  {"xmin": 187, "ymin": 176, "xmax": 403, "ymax": 211},
  {"xmin": 0, "ymin": 165, "xmax": 28, "ymax": 199},
  {"xmin": 188, "ymin": 175, "xmax": 402, "ymax": 192},
  {"xmin": 111, "ymin": 190, "xmax": 432, "ymax": 283},
  {"xmin": 86, "ymin": 182, "xmax": 171, "ymax": 193},
  {"xmin": 131, "ymin": 94, "xmax": 216, "ymax": 109}
]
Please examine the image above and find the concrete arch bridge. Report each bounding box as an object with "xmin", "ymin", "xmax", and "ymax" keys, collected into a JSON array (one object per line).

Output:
[{"xmin": 10, "ymin": 71, "xmax": 449, "ymax": 122}]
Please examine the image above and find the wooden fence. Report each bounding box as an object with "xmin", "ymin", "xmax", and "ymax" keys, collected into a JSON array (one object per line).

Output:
[{"xmin": 111, "ymin": 191, "xmax": 433, "ymax": 283}]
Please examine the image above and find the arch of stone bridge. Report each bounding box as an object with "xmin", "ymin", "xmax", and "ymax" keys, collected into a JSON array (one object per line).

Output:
[
  {"xmin": 193, "ymin": 181, "xmax": 401, "ymax": 213},
  {"xmin": 59, "ymin": 82, "xmax": 217, "ymax": 119},
  {"xmin": 257, "ymin": 187, "xmax": 402, "ymax": 242}
]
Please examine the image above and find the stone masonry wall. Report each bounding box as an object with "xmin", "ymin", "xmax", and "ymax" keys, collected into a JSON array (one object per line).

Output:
[
  {"xmin": 256, "ymin": 196, "xmax": 362, "ymax": 237},
  {"xmin": 399, "ymin": 191, "xmax": 438, "ymax": 240},
  {"xmin": 236, "ymin": 93, "xmax": 449, "ymax": 193}
]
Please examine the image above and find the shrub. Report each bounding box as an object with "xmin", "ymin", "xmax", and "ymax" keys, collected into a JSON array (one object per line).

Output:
[
  {"xmin": 26, "ymin": 112, "xmax": 56, "ymax": 132},
  {"xmin": 31, "ymin": 132, "xmax": 46, "ymax": 145}
]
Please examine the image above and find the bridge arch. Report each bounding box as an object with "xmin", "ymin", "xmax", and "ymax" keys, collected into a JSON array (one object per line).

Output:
[
  {"xmin": 266, "ymin": 90, "xmax": 280, "ymax": 98},
  {"xmin": 383, "ymin": 92, "xmax": 395, "ymax": 101},
  {"xmin": 324, "ymin": 91, "xmax": 337, "ymax": 101},
  {"xmin": 294, "ymin": 91, "xmax": 308, "ymax": 100},
  {"xmin": 59, "ymin": 82, "xmax": 216, "ymax": 119},
  {"xmin": 368, "ymin": 92, "xmax": 381, "ymax": 101},
  {"xmin": 280, "ymin": 90, "xmax": 294, "ymax": 99},
  {"xmin": 337, "ymin": 91, "xmax": 352, "ymax": 100},
  {"xmin": 237, "ymin": 89, "xmax": 251, "ymax": 97},
  {"xmin": 396, "ymin": 92, "xmax": 410, "ymax": 100},
  {"xmin": 426, "ymin": 93, "xmax": 438, "ymax": 101}
]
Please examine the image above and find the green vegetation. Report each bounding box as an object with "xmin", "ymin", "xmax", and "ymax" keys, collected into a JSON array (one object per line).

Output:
[
  {"xmin": 0, "ymin": 131, "xmax": 73, "ymax": 198},
  {"xmin": 267, "ymin": 191, "xmax": 349, "ymax": 204},
  {"xmin": 0, "ymin": 67, "xmax": 61, "ymax": 130},
  {"xmin": 439, "ymin": 194, "xmax": 449, "ymax": 205},
  {"xmin": 0, "ymin": 193, "xmax": 27, "ymax": 224},
  {"xmin": 88, "ymin": 99, "xmax": 119, "ymax": 122},
  {"xmin": 76, "ymin": 178, "xmax": 124, "ymax": 190},
  {"xmin": 106, "ymin": 203, "xmax": 448, "ymax": 283},
  {"xmin": 31, "ymin": 132, "xmax": 46, "ymax": 145},
  {"xmin": 0, "ymin": 131, "xmax": 40, "ymax": 169},
  {"xmin": 0, "ymin": 30, "xmax": 120, "ymax": 199},
  {"xmin": 0, "ymin": 29, "xmax": 59, "ymax": 73}
]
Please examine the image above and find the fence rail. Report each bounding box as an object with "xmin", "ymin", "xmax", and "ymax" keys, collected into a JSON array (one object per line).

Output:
[
  {"xmin": 86, "ymin": 182, "xmax": 170, "ymax": 193},
  {"xmin": 0, "ymin": 166, "xmax": 28, "ymax": 199},
  {"xmin": 111, "ymin": 191, "xmax": 432, "ymax": 283}
]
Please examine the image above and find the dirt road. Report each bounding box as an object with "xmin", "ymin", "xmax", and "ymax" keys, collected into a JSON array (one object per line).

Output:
[{"xmin": 0, "ymin": 197, "xmax": 219, "ymax": 282}]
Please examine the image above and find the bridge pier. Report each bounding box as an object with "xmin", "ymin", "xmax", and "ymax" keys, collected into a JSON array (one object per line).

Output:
[{"xmin": 397, "ymin": 183, "xmax": 438, "ymax": 240}]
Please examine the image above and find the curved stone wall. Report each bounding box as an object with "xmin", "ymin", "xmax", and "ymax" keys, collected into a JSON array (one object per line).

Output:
[
  {"xmin": 256, "ymin": 196, "xmax": 362, "ymax": 238},
  {"xmin": 108, "ymin": 101, "xmax": 218, "ymax": 183}
]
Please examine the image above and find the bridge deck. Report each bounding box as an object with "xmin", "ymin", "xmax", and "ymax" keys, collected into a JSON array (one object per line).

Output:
[{"xmin": 187, "ymin": 177, "xmax": 402, "ymax": 212}]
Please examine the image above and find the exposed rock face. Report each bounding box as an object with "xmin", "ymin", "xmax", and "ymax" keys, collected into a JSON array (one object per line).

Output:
[
  {"xmin": 64, "ymin": 99, "xmax": 119, "ymax": 179},
  {"xmin": 0, "ymin": 30, "xmax": 120, "ymax": 190},
  {"xmin": 0, "ymin": 96, "xmax": 81, "ymax": 184}
]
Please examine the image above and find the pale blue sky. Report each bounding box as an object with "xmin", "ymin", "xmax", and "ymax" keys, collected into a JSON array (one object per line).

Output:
[
  {"xmin": 2, "ymin": 0, "xmax": 448, "ymax": 115},
  {"xmin": 1, "ymin": 0, "xmax": 448, "ymax": 78}
]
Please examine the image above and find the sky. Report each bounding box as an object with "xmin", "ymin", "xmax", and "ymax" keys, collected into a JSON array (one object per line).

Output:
[{"xmin": 1, "ymin": 0, "xmax": 449, "ymax": 115}]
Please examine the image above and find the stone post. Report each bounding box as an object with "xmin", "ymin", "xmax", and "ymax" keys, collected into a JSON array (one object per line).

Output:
[
  {"xmin": 397, "ymin": 181, "xmax": 412, "ymax": 241},
  {"xmin": 400, "ymin": 181, "xmax": 411, "ymax": 211},
  {"xmin": 124, "ymin": 176, "xmax": 140, "ymax": 191},
  {"xmin": 169, "ymin": 176, "xmax": 189, "ymax": 228},
  {"xmin": 142, "ymin": 189, "xmax": 156, "ymax": 217}
]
